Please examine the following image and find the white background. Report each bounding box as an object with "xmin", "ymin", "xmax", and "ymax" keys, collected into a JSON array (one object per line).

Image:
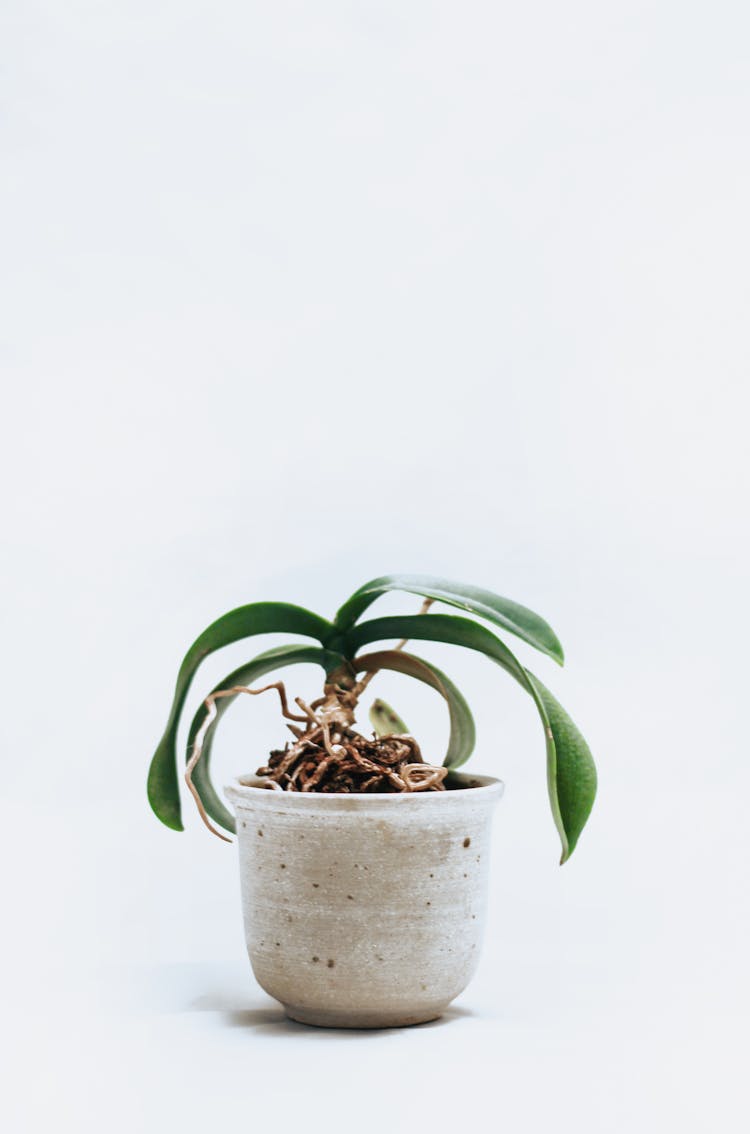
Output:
[{"xmin": 2, "ymin": 2, "xmax": 749, "ymax": 1131}]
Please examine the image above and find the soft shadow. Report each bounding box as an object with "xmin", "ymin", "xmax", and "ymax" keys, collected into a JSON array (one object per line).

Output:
[
  {"xmin": 222, "ymin": 1006, "xmax": 296, "ymax": 1034},
  {"xmin": 207, "ymin": 1000, "xmax": 478, "ymax": 1037},
  {"xmin": 187, "ymin": 993, "xmax": 304, "ymax": 1035},
  {"xmin": 417, "ymin": 1005, "xmax": 476, "ymax": 1028},
  {"xmin": 187, "ymin": 977, "xmax": 478, "ymax": 1036}
]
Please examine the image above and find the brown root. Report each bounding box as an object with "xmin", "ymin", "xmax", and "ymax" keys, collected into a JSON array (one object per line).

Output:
[
  {"xmin": 255, "ymin": 725, "xmax": 447, "ymax": 795},
  {"xmin": 186, "ymin": 599, "xmax": 444, "ymax": 839},
  {"xmin": 186, "ymin": 680, "xmax": 310, "ymax": 841}
]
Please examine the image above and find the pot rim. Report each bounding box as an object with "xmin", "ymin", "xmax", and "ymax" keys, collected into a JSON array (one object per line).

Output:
[{"xmin": 224, "ymin": 770, "xmax": 504, "ymax": 809}]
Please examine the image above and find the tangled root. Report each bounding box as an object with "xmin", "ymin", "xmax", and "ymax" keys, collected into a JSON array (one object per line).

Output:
[
  {"xmin": 256, "ymin": 726, "xmax": 448, "ymax": 794},
  {"xmin": 186, "ymin": 598, "xmax": 446, "ymax": 839}
]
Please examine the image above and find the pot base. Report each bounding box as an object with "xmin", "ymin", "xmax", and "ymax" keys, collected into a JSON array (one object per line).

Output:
[{"xmin": 284, "ymin": 1004, "xmax": 445, "ymax": 1029}]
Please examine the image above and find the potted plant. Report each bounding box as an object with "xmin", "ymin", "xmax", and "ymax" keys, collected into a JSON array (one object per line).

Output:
[{"xmin": 148, "ymin": 574, "xmax": 597, "ymax": 1028}]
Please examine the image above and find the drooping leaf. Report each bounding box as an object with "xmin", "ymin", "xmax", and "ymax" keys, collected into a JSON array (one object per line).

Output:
[
  {"xmin": 524, "ymin": 673, "xmax": 597, "ymax": 863},
  {"xmin": 335, "ymin": 574, "xmax": 564, "ymax": 664},
  {"xmin": 369, "ymin": 698, "xmax": 410, "ymax": 737},
  {"xmin": 148, "ymin": 603, "xmax": 334, "ymax": 831},
  {"xmin": 348, "ymin": 614, "xmax": 527, "ymax": 687},
  {"xmin": 348, "ymin": 613, "xmax": 596, "ymax": 862},
  {"xmin": 185, "ymin": 645, "xmax": 346, "ymax": 834},
  {"xmin": 350, "ymin": 650, "xmax": 475, "ymax": 767}
]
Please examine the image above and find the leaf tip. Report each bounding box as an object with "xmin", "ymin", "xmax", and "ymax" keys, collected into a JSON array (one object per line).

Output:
[
  {"xmin": 147, "ymin": 759, "xmax": 184, "ymax": 832},
  {"xmin": 148, "ymin": 798, "xmax": 185, "ymax": 832}
]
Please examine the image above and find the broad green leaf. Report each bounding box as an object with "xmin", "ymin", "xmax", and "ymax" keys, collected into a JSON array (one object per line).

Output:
[
  {"xmin": 524, "ymin": 673, "xmax": 597, "ymax": 863},
  {"xmin": 350, "ymin": 650, "xmax": 475, "ymax": 767},
  {"xmin": 348, "ymin": 614, "xmax": 527, "ymax": 688},
  {"xmin": 348, "ymin": 613, "xmax": 596, "ymax": 862},
  {"xmin": 185, "ymin": 645, "xmax": 345, "ymax": 834},
  {"xmin": 148, "ymin": 602, "xmax": 334, "ymax": 831},
  {"xmin": 335, "ymin": 574, "xmax": 564, "ymax": 664},
  {"xmin": 369, "ymin": 698, "xmax": 409, "ymax": 737}
]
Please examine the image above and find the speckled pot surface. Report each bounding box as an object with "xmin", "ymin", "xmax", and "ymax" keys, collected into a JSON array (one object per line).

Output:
[{"xmin": 224, "ymin": 772, "xmax": 503, "ymax": 1028}]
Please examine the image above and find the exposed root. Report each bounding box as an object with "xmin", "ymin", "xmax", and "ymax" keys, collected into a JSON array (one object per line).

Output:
[
  {"xmin": 256, "ymin": 726, "xmax": 447, "ymax": 794},
  {"xmin": 185, "ymin": 600, "xmax": 447, "ymax": 840},
  {"xmin": 186, "ymin": 680, "xmax": 308, "ymax": 841},
  {"xmin": 400, "ymin": 763, "xmax": 448, "ymax": 791}
]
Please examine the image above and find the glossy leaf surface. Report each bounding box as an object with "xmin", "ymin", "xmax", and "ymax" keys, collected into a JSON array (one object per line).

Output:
[
  {"xmin": 185, "ymin": 645, "xmax": 345, "ymax": 834},
  {"xmin": 350, "ymin": 650, "xmax": 475, "ymax": 767},
  {"xmin": 148, "ymin": 602, "xmax": 334, "ymax": 830},
  {"xmin": 349, "ymin": 613, "xmax": 596, "ymax": 861},
  {"xmin": 523, "ymin": 673, "xmax": 598, "ymax": 862},
  {"xmin": 335, "ymin": 574, "xmax": 564, "ymax": 664}
]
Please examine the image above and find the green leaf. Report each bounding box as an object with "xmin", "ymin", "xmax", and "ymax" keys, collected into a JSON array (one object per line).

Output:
[
  {"xmin": 348, "ymin": 613, "xmax": 596, "ymax": 862},
  {"xmin": 147, "ymin": 602, "xmax": 335, "ymax": 831},
  {"xmin": 351, "ymin": 650, "xmax": 475, "ymax": 767},
  {"xmin": 369, "ymin": 698, "xmax": 410, "ymax": 737},
  {"xmin": 185, "ymin": 645, "xmax": 346, "ymax": 834},
  {"xmin": 524, "ymin": 673, "xmax": 598, "ymax": 864},
  {"xmin": 335, "ymin": 574, "xmax": 564, "ymax": 664},
  {"xmin": 348, "ymin": 614, "xmax": 526, "ymax": 687}
]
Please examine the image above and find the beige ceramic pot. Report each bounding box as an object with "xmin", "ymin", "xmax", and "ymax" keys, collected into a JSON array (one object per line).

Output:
[{"xmin": 224, "ymin": 771, "xmax": 503, "ymax": 1028}]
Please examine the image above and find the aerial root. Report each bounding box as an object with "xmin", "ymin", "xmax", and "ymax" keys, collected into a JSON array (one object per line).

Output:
[
  {"xmin": 185, "ymin": 594, "xmax": 446, "ymax": 838},
  {"xmin": 400, "ymin": 763, "xmax": 448, "ymax": 791},
  {"xmin": 185, "ymin": 680, "xmax": 309, "ymax": 841}
]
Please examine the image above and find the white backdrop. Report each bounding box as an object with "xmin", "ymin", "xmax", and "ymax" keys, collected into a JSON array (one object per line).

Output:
[{"xmin": 2, "ymin": 3, "xmax": 748, "ymax": 1131}]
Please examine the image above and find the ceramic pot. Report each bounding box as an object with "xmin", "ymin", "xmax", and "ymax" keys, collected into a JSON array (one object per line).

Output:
[{"xmin": 224, "ymin": 772, "xmax": 503, "ymax": 1028}]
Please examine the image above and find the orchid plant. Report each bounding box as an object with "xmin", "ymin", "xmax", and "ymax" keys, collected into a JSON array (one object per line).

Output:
[{"xmin": 148, "ymin": 575, "xmax": 597, "ymax": 862}]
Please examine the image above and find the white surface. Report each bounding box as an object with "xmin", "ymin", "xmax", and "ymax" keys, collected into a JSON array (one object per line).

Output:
[{"xmin": 2, "ymin": 2, "xmax": 749, "ymax": 1131}]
